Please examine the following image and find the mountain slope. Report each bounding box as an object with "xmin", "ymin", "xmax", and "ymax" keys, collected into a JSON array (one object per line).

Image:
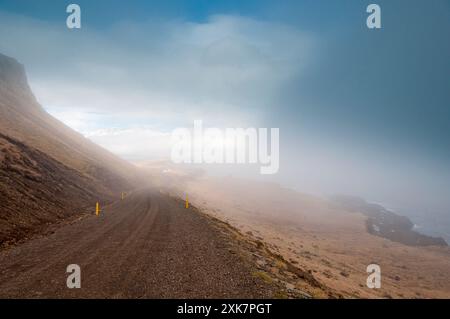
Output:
[{"xmin": 0, "ymin": 53, "xmax": 138, "ymax": 246}]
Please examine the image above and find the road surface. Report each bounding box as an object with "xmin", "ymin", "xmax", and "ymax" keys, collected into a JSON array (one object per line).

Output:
[{"xmin": 0, "ymin": 189, "xmax": 270, "ymax": 298}]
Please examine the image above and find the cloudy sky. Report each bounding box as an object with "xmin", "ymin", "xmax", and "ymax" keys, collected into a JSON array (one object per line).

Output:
[{"xmin": 1, "ymin": 0, "xmax": 449, "ymax": 225}]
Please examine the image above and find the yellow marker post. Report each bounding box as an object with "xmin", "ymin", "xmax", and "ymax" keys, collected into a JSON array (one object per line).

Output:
[
  {"xmin": 96, "ymin": 202, "xmax": 100, "ymax": 216},
  {"xmin": 185, "ymin": 194, "xmax": 189, "ymax": 209},
  {"xmin": 121, "ymin": 192, "xmax": 124, "ymax": 200}
]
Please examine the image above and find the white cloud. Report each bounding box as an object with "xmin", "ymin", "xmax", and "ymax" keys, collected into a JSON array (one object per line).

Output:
[
  {"xmin": 84, "ymin": 127, "xmax": 172, "ymax": 161},
  {"xmin": 0, "ymin": 11, "xmax": 315, "ymax": 129}
]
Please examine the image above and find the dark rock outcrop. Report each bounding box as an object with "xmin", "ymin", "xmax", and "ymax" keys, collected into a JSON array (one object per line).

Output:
[{"xmin": 331, "ymin": 195, "xmax": 448, "ymax": 247}]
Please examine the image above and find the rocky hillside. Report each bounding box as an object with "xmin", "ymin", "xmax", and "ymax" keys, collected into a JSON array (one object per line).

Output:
[{"xmin": 0, "ymin": 53, "xmax": 138, "ymax": 246}]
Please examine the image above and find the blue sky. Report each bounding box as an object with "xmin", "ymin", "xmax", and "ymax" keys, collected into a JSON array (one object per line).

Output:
[
  {"xmin": 0, "ymin": 0, "xmax": 353, "ymax": 26},
  {"xmin": 1, "ymin": 0, "xmax": 449, "ymax": 229}
]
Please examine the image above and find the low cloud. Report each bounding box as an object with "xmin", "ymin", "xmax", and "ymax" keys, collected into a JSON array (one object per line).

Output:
[
  {"xmin": 85, "ymin": 127, "xmax": 172, "ymax": 160},
  {"xmin": 0, "ymin": 11, "xmax": 315, "ymax": 128}
]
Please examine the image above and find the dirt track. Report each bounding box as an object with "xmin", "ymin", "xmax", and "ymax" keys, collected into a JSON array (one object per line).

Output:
[{"xmin": 0, "ymin": 189, "xmax": 271, "ymax": 298}]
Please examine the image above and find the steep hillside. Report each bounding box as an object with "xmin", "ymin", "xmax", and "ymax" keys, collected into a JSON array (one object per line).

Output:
[{"xmin": 0, "ymin": 53, "xmax": 138, "ymax": 246}]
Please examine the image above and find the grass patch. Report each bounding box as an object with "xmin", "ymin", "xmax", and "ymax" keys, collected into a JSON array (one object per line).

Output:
[
  {"xmin": 273, "ymin": 290, "xmax": 289, "ymax": 299},
  {"xmin": 253, "ymin": 271, "xmax": 274, "ymax": 284}
]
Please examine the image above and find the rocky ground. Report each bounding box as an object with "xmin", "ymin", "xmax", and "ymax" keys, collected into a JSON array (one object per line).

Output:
[{"xmin": 0, "ymin": 188, "xmax": 297, "ymax": 298}]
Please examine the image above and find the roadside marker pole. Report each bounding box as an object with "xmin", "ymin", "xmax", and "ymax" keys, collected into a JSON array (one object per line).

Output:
[
  {"xmin": 121, "ymin": 192, "xmax": 124, "ymax": 200},
  {"xmin": 185, "ymin": 194, "xmax": 189, "ymax": 209},
  {"xmin": 96, "ymin": 202, "xmax": 100, "ymax": 216}
]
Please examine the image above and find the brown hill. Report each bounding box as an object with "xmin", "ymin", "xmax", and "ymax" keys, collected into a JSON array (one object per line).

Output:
[{"xmin": 0, "ymin": 53, "xmax": 138, "ymax": 246}]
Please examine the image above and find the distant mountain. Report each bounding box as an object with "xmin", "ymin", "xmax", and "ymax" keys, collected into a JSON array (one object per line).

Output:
[
  {"xmin": 330, "ymin": 195, "xmax": 448, "ymax": 247},
  {"xmin": 0, "ymin": 53, "xmax": 138, "ymax": 246}
]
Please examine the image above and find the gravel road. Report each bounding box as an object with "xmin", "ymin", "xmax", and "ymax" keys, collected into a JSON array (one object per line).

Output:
[{"xmin": 0, "ymin": 188, "xmax": 271, "ymax": 298}]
